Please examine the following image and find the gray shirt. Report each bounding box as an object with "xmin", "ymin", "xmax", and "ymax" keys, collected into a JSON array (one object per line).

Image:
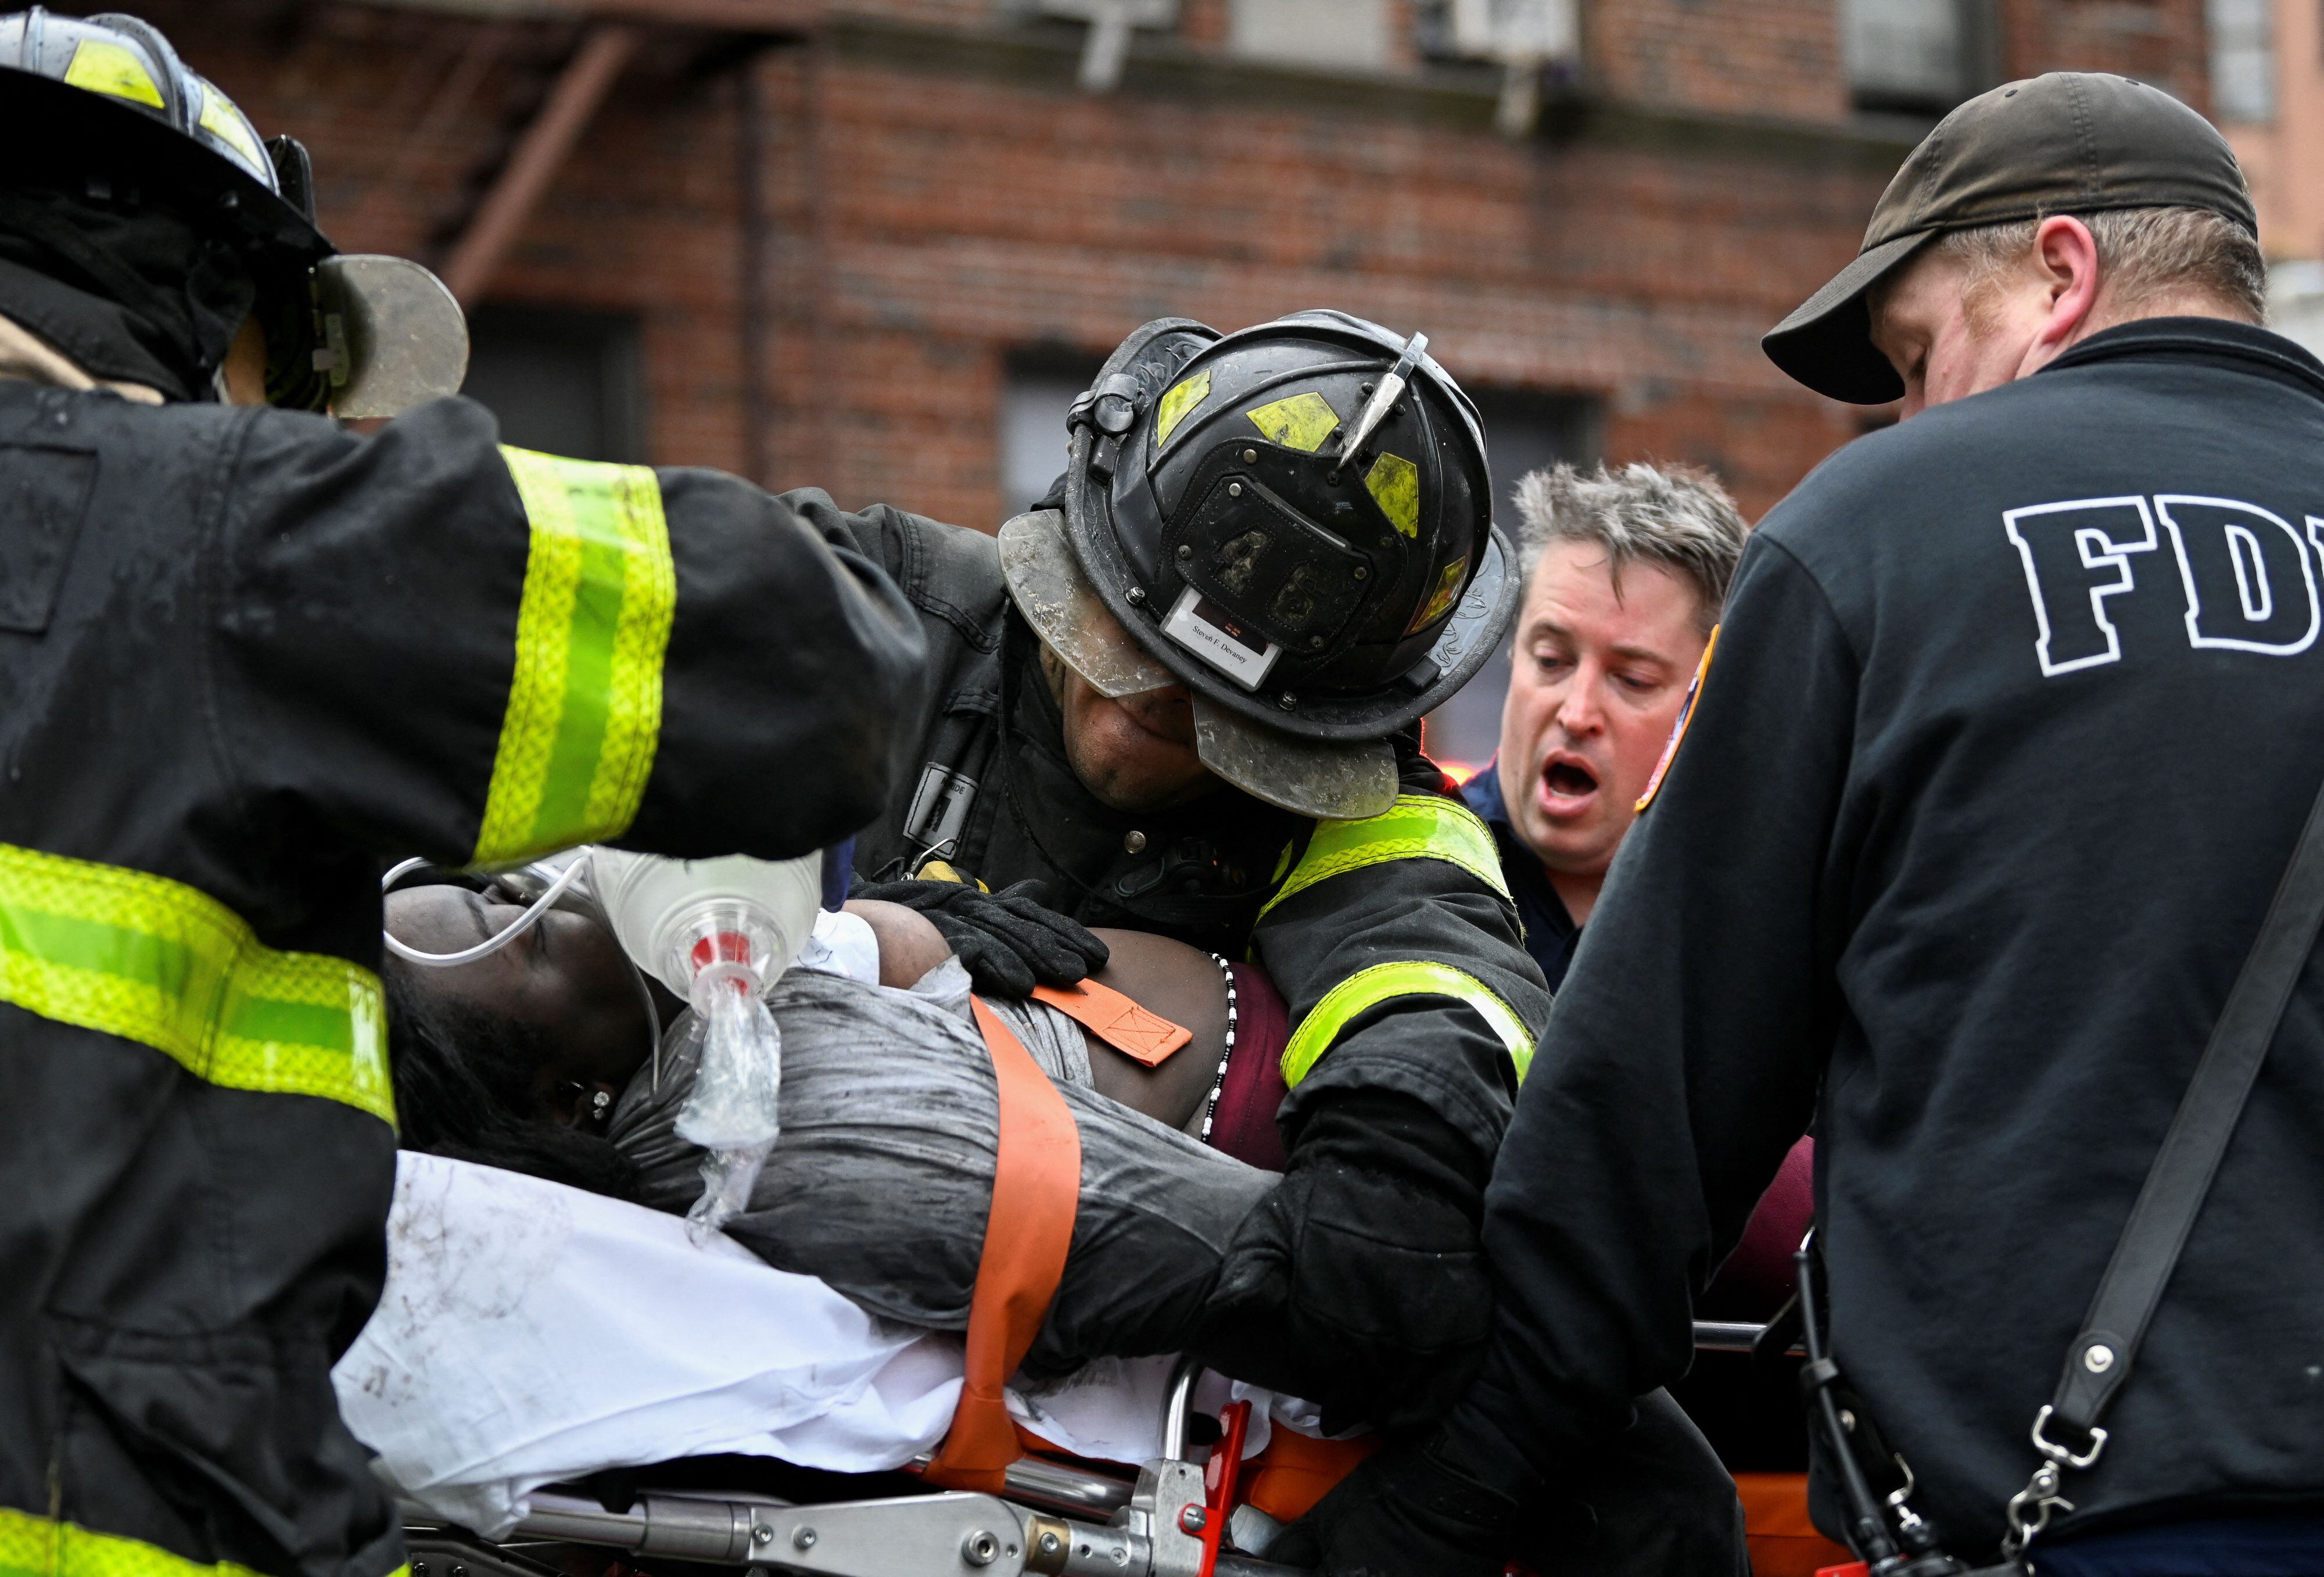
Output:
[{"xmin": 610, "ymin": 963, "xmax": 1274, "ymax": 1377}]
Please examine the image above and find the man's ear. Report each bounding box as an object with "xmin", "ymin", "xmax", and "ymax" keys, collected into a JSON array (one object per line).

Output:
[{"xmin": 2027, "ymin": 215, "xmax": 2104, "ymax": 362}]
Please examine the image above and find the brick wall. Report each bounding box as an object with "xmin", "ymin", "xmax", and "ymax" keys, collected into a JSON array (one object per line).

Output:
[
  {"xmin": 1996, "ymin": 0, "xmax": 2211, "ymax": 111},
  {"xmin": 749, "ymin": 37, "xmax": 1887, "ymax": 523},
  {"xmin": 112, "ymin": 0, "xmax": 2210, "ymax": 535},
  {"xmin": 1586, "ymin": 0, "xmax": 1849, "ymax": 126}
]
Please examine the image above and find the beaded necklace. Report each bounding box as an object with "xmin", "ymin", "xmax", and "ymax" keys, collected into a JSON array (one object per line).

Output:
[{"xmin": 1199, "ymin": 953, "xmax": 1239, "ymax": 1145}]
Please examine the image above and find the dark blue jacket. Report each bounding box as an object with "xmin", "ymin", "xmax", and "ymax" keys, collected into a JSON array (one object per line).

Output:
[{"xmin": 1461, "ymin": 764, "xmax": 1580, "ymax": 991}]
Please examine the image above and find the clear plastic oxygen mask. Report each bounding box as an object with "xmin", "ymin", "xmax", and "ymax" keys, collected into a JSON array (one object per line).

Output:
[
  {"xmin": 587, "ymin": 848, "xmax": 822, "ymax": 1241},
  {"xmin": 382, "ymin": 847, "xmax": 823, "ymax": 1243}
]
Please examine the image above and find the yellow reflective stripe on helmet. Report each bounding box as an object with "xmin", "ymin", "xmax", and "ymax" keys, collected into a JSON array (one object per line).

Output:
[
  {"xmin": 1257, "ymin": 793, "xmax": 1508, "ymax": 923},
  {"xmin": 1247, "ymin": 392, "xmax": 1341, "ymax": 453},
  {"xmin": 1365, "ymin": 452, "xmax": 1420, "ymax": 538},
  {"xmin": 0, "ymin": 843, "xmax": 393, "ymax": 1127},
  {"xmin": 473, "ymin": 447, "xmax": 676, "ymax": 868},
  {"xmin": 1280, "ymin": 960, "xmax": 1534, "ymax": 1088},
  {"xmin": 62, "ymin": 37, "xmax": 163, "ymax": 108},
  {"xmin": 0, "ymin": 1504, "xmax": 406, "ymax": 1577},
  {"xmin": 1156, "ymin": 370, "xmax": 1211, "ymax": 448},
  {"xmin": 195, "ymin": 78, "xmax": 265, "ymax": 174}
]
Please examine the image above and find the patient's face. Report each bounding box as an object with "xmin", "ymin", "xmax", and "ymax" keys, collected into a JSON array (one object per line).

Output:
[{"xmin": 386, "ymin": 886, "xmax": 652, "ymax": 1097}]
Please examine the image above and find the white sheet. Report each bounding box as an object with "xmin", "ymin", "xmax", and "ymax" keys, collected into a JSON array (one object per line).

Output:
[{"xmin": 336, "ymin": 1154, "xmax": 1311, "ymax": 1537}]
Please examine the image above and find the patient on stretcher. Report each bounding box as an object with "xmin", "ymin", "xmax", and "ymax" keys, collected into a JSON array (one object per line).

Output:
[{"xmin": 382, "ymin": 884, "xmax": 1289, "ymax": 1382}]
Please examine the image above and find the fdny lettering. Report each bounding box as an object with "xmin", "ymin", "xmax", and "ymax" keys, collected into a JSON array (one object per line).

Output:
[{"xmin": 2007, "ymin": 493, "xmax": 2324, "ymax": 676}]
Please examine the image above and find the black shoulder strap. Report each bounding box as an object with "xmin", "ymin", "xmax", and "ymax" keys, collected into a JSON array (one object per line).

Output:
[{"xmin": 2048, "ymin": 775, "xmax": 2324, "ymax": 1439}]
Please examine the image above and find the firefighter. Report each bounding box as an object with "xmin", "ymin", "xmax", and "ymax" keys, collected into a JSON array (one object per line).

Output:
[
  {"xmin": 827, "ymin": 312, "xmax": 1536, "ymax": 1427},
  {"xmin": 0, "ymin": 15, "xmax": 923, "ymax": 1577},
  {"xmin": 819, "ymin": 318, "xmax": 1743, "ymax": 1577}
]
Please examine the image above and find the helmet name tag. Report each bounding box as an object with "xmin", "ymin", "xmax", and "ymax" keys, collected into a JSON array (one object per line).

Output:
[{"xmin": 1162, "ymin": 586, "xmax": 1283, "ymax": 691}]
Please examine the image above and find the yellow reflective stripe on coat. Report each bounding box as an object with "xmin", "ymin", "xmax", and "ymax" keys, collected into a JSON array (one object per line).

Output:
[
  {"xmin": 472, "ymin": 447, "xmax": 676, "ymax": 868},
  {"xmin": 1281, "ymin": 960, "xmax": 1534, "ymax": 1088},
  {"xmin": 1257, "ymin": 794, "xmax": 1508, "ymax": 923},
  {"xmin": 0, "ymin": 843, "xmax": 393, "ymax": 1127},
  {"xmin": 0, "ymin": 1505, "xmax": 407, "ymax": 1577}
]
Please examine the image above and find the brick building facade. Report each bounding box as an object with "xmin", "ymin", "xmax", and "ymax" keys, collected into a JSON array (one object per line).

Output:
[
  {"xmin": 134, "ymin": 1, "xmax": 2211, "ymax": 512},
  {"xmin": 121, "ymin": 0, "xmax": 2215, "ymax": 761}
]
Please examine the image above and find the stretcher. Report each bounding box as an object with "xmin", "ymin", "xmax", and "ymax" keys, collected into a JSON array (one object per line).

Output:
[
  {"xmin": 399, "ymin": 1360, "xmax": 1310, "ymax": 1577},
  {"xmin": 386, "ymin": 1320, "xmax": 1821, "ymax": 1577},
  {"xmin": 356, "ymin": 971, "xmax": 1830, "ymax": 1577},
  {"xmin": 349, "ymin": 1151, "xmax": 1339, "ymax": 1577}
]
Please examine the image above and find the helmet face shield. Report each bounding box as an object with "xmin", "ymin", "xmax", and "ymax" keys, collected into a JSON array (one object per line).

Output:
[
  {"xmin": 999, "ymin": 510, "xmax": 1178, "ymax": 698},
  {"xmin": 1000, "ymin": 506, "xmax": 1400, "ymax": 819},
  {"xmin": 314, "ymin": 255, "xmax": 470, "ymax": 420},
  {"xmin": 1189, "ymin": 696, "xmax": 1397, "ymax": 820}
]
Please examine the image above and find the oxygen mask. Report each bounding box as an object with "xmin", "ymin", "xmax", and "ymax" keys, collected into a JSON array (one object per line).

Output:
[
  {"xmin": 382, "ymin": 846, "xmax": 823, "ymax": 1243},
  {"xmin": 586, "ymin": 847, "xmax": 822, "ymax": 1241}
]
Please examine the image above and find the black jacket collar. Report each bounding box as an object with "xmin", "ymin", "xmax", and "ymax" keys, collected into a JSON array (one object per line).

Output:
[{"xmin": 2042, "ymin": 316, "xmax": 2324, "ymax": 403}]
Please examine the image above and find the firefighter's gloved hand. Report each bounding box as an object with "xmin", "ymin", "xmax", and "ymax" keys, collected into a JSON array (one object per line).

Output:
[
  {"xmin": 1267, "ymin": 1433, "xmax": 1516, "ymax": 1577},
  {"xmin": 1195, "ymin": 1089, "xmax": 1493, "ymax": 1433},
  {"xmin": 851, "ymin": 877, "xmax": 1109, "ymax": 997}
]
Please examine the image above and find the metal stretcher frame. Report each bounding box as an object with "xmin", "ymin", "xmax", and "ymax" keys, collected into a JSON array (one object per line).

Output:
[
  {"xmin": 400, "ymin": 1356, "xmax": 1308, "ymax": 1577},
  {"xmin": 396, "ymin": 1324, "xmax": 1797, "ymax": 1577}
]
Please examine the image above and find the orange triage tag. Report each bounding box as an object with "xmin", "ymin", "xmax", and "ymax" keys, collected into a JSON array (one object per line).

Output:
[{"xmin": 1030, "ymin": 979, "xmax": 1193, "ymax": 1066}]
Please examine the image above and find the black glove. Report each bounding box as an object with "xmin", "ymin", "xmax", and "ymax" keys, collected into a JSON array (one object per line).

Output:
[
  {"xmin": 851, "ymin": 877, "xmax": 1109, "ymax": 997},
  {"xmin": 1193, "ymin": 1089, "xmax": 1494, "ymax": 1432},
  {"xmin": 1267, "ymin": 1433, "xmax": 1518, "ymax": 1577}
]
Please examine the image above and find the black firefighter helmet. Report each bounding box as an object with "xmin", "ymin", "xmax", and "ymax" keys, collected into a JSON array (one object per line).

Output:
[
  {"xmin": 1003, "ymin": 311, "xmax": 1516, "ymax": 821},
  {"xmin": 0, "ymin": 7, "xmax": 467, "ymax": 414}
]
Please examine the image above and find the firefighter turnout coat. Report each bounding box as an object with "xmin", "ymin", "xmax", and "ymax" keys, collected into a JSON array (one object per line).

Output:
[
  {"xmin": 822, "ymin": 494, "xmax": 1545, "ymax": 1198},
  {"xmin": 0, "ymin": 386, "xmax": 924, "ymax": 1577}
]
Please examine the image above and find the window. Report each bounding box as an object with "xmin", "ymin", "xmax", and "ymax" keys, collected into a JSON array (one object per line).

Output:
[
  {"xmin": 1227, "ymin": 0, "xmax": 1391, "ymax": 73},
  {"xmin": 1842, "ymin": 0, "xmax": 1991, "ymax": 116},
  {"xmin": 1418, "ymin": 0, "xmax": 1582, "ymax": 137},
  {"xmin": 1001, "ymin": 352, "xmax": 1102, "ymax": 521},
  {"xmin": 2269, "ymin": 260, "xmax": 2324, "ymax": 361},
  {"xmin": 460, "ymin": 304, "xmax": 644, "ymax": 464},
  {"xmin": 1422, "ymin": 0, "xmax": 1579, "ymax": 64},
  {"xmin": 1031, "ymin": 0, "xmax": 1180, "ymax": 93},
  {"xmin": 2210, "ymin": 0, "xmax": 2276, "ymax": 123},
  {"xmin": 1420, "ymin": 389, "xmax": 1600, "ymax": 783}
]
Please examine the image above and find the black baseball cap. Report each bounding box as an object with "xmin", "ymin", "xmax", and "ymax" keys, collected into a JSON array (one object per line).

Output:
[{"xmin": 1763, "ymin": 71, "xmax": 2258, "ymax": 404}]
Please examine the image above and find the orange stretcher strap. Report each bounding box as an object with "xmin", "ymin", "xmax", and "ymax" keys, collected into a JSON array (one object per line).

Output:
[
  {"xmin": 924, "ymin": 996, "xmax": 1084, "ymax": 1492},
  {"xmin": 1030, "ymin": 978, "xmax": 1193, "ymax": 1066}
]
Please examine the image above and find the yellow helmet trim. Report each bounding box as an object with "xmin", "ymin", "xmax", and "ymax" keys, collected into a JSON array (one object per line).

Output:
[
  {"xmin": 1156, "ymin": 370, "xmax": 1211, "ymax": 448},
  {"xmin": 1246, "ymin": 391, "xmax": 1341, "ymax": 454},
  {"xmin": 63, "ymin": 37, "xmax": 164, "ymax": 110},
  {"xmin": 197, "ymin": 80, "xmax": 266, "ymax": 173},
  {"xmin": 1365, "ymin": 451, "xmax": 1421, "ymax": 538}
]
